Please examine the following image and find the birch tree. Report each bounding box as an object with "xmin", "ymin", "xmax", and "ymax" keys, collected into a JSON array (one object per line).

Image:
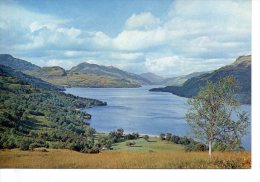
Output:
[{"xmin": 186, "ymin": 76, "xmax": 249, "ymax": 157}]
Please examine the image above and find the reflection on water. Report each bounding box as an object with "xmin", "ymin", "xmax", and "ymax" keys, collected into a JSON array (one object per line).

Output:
[{"xmin": 65, "ymin": 86, "xmax": 251, "ymax": 150}]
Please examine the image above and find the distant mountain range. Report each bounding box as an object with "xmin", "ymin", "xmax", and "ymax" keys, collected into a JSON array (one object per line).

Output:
[
  {"xmin": 0, "ymin": 54, "xmax": 252, "ymax": 102},
  {"xmin": 0, "ymin": 54, "xmax": 151, "ymax": 88},
  {"xmin": 150, "ymin": 55, "xmax": 251, "ymax": 104},
  {"xmin": 139, "ymin": 72, "xmax": 165, "ymax": 85},
  {"xmin": 161, "ymin": 71, "xmax": 208, "ymax": 86}
]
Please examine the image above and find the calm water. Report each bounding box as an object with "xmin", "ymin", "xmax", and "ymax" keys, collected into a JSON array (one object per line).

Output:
[{"xmin": 65, "ymin": 86, "xmax": 251, "ymax": 149}]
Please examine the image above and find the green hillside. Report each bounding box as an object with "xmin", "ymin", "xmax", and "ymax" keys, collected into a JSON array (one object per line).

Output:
[
  {"xmin": 150, "ymin": 55, "xmax": 251, "ymax": 104},
  {"xmin": 0, "ymin": 68, "xmax": 107, "ymax": 152}
]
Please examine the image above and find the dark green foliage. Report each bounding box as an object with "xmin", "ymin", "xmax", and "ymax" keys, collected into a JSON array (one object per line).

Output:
[
  {"xmin": 126, "ymin": 141, "xmax": 136, "ymax": 147},
  {"xmin": 143, "ymin": 135, "xmax": 149, "ymax": 141},
  {"xmin": 165, "ymin": 133, "xmax": 172, "ymax": 141},
  {"xmin": 98, "ymin": 136, "xmax": 113, "ymax": 149},
  {"xmin": 108, "ymin": 128, "xmax": 124, "ymax": 143},
  {"xmin": 170, "ymin": 135, "xmax": 180, "ymax": 144},
  {"xmin": 124, "ymin": 132, "xmax": 139, "ymax": 140},
  {"xmin": 185, "ymin": 142, "xmax": 207, "ymax": 152},
  {"xmin": 159, "ymin": 133, "xmax": 165, "ymax": 140},
  {"xmin": 0, "ymin": 70, "xmax": 106, "ymax": 153},
  {"xmin": 178, "ymin": 136, "xmax": 192, "ymax": 145}
]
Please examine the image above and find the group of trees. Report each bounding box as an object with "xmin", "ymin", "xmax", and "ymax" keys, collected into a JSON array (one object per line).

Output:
[
  {"xmin": 159, "ymin": 132, "xmax": 207, "ymax": 151},
  {"xmin": 0, "ymin": 73, "xmax": 105, "ymax": 153}
]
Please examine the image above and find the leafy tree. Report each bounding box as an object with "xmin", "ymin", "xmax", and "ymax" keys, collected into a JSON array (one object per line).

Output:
[
  {"xmin": 126, "ymin": 141, "xmax": 136, "ymax": 147},
  {"xmin": 170, "ymin": 135, "xmax": 180, "ymax": 144},
  {"xmin": 165, "ymin": 133, "xmax": 172, "ymax": 141},
  {"xmin": 143, "ymin": 135, "xmax": 149, "ymax": 142},
  {"xmin": 159, "ymin": 133, "xmax": 165, "ymax": 140},
  {"xmin": 186, "ymin": 76, "xmax": 249, "ymax": 157}
]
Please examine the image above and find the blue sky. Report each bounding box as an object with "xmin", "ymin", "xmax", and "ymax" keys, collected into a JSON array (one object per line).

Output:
[{"xmin": 0, "ymin": 0, "xmax": 251, "ymax": 77}]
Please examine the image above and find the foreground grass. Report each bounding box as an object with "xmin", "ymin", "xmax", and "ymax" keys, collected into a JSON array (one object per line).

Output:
[{"xmin": 0, "ymin": 148, "xmax": 250, "ymax": 169}]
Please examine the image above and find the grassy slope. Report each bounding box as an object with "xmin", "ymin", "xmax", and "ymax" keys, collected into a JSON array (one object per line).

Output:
[
  {"xmin": 112, "ymin": 137, "xmax": 184, "ymax": 152},
  {"xmin": 0, "ymin": 148, "xmax": 250, "ymax": 169},
  {"xmin": 0, "ymin": 137, "xmax": 251, "ymax": 169}
]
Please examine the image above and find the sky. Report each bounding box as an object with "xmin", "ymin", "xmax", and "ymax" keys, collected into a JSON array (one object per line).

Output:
[{"xmin": 0, "ymin": 0, "xmax": 251, "ymax": 77}]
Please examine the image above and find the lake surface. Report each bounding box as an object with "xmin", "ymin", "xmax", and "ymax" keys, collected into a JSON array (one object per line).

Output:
[{"xmin": 65, "ymin": 86, "xmax": 251, "ymax": 149}]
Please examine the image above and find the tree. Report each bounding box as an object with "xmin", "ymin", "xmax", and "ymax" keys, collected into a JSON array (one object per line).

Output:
[
  {"xmin": 165, "ymin": 133, "xmax": 172, "ymax": 141},
  {"xmin": 143, "ymin": 135, "xmax": 149, "ymax": 141},
  {"xmin": 186, "ymin": 76, "xmax": 249, "ymax": 157},
  {"xmin": 159, "ymin": 133, "xmax": 165, "ymax": 140}
]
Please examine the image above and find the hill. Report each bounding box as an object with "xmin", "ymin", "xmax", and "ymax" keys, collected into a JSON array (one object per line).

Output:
[
  {"xmin": 0, "ymin": 64, "xmax": 63, "ymax": 91},
  {"xmin": 0, "ymin": 67, "xmax": 106, "ymax": 152},
  {"xmin": 150, "ymin": 55, "xmax": 251, "ymax": 104},
  {"xmin": 27, "ymin": 66, "xmax": 141, "ymax": 88},
  {"xmin": 0, "ymin": 54, "xmax": 40, "ymax": 71},
  {"xmin": 70, "ymin": 62, "xmax": 151, "ymax": 85},
  {"xmin": 0, "ymin": 54, "xmax": 147, "ymax": 88},
  {"xmin": 139, "ymin": 72, "xmax": 164, "ymax": 84},
  {"xmin": 162, "ymin": 72, "xmax": 207, "ymax": 86}
]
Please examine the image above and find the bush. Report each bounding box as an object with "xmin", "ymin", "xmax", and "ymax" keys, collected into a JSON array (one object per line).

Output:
[
  {"xmin": 159, "ymin": 133, "xmax": 165, "ymax": 140},
  {"xmin": 185, "ymin": 143, "xmax": 207, "ymax": 152},
  {"xmin": 143, "ymin": 135, "xmax": 149, "ymax": 141},
  {"xmin": 171, "ymin": 135, "xmax": 180, "ymax": 144},
  {"xmin": 126, "ymin": 141, "xmax": 136, "ymax": 147},
  {"xmin": 98, "ymin": 136, "xmax": 112, "ymax": 149},
  {"xmin": 179, "ymin": 136, "xmax": 191, "ymax": 145},
  {"xmin": 165, "ymin": 133, "xmax": 172, "ymax": 141},
  {"xmin": 124, "ymin": 132, "xmax": 139, "ymax": 140},
  {"xmin": 19, "ymin": 138, "xmax": 33, "ymax": 150}
]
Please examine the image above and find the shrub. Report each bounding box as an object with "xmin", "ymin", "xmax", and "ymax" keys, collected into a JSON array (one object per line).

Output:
[
  {"xmin": 165, "ymin": 133, "xmax": 172, "ymax": 141},
  {"xmin": 126, "ymin": 141, "xmax": 136, "ymax": 147},
  {"xmin": 185, "ymin": 143, "xmax": 207, "ymax": 152},
  {"xmin": 19, "ymin": 138, "xmax": 33, "ymax": 150},
  {"xmin": 159, "ymin": 133, "xmax": 165, "ymax": 140},
  {"xmin": 143, "ymin": 135, "xmax": 149, "ymax": 141},
  {"xmin": 179, "ymin": 136, "xmax": 191, "ymax": 145},
  {"xmin": 171, "ymin": 135, "xmax": 180, "ymax": 144}
]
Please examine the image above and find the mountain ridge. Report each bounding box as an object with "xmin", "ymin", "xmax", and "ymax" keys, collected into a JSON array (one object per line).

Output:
[{"xmin": 150, "ymin": 55, "xmax": 251, "ymax": 104}]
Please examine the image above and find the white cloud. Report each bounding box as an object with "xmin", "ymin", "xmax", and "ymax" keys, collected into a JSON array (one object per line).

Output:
[
  {"xmin": 0, "ymin": 0, "xmax": 251, "ymax": 76},
  {"xmin": 125, "ymin": 12, "xmax": 160, "ymax": 30}
]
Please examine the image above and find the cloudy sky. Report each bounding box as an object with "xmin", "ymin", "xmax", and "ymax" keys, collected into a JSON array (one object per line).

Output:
[{"xmin": 0, "ymin": 0, "xmax": 251, "ymax": 77}]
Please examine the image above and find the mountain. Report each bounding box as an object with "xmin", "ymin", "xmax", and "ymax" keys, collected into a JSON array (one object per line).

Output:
[
  {"xmin": 70, "ymin": 62, "xmax": 151, "ymax": 85},
  {"xmin": 150, "ymin": 55, "xmax": 251, "ymax": 104},
  {"xmin": 0, "ymin": 54, "xmax": 149, "ymax": 88},
  {"xmin": 0, "ymin": 64, "xmax": 63, "ymax": 91},
  {"xmin": 0, "ymin": 54, "xmax": 40, "ymax": 71},
  {"xmin": 162, "ymin": 72, "xmax": 208, "ymax": 86},
  {"xmin": 139, "ymin": 72, "xmax": 164, "ymax": 84},
  {"xmin": 27, "ymin": 66, "xmax": 141, "ymax": 88}
]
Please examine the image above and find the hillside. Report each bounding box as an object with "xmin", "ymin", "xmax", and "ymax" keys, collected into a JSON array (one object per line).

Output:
[
  {"xmin": 0, "ymin": 64, "xmax": 63, "ymax": 91},
  {"xmin": 0, "ymin": 54, "xmax": 146, "ymax": 88},
  {"xmin": 162, "ymin": 72, "xmax": 207, "ymax": 86},
  {"xmin": 0, "ymin": 68, "xmax": 107, "ymax": 152},
  {"xmin": 139, "ymin": 72, "xmax": 164, "ymax": 85},
  {"xmin": 150, "ymin": 55, "xmax": 251, "ymax": 104},
  {"xmin": 27, "ymin": 66, "xmax": 140, "ymax": 88},
  {"xmin": 0, "ymin": 54, "xmax": 40, "ymax": 71},
  {"xmin": 70, "ymin": 62, "xmax": 151, "ymax": 85}
]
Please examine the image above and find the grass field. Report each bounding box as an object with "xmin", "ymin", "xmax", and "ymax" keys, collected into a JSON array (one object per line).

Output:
[{"xmin": 0, "ymin": 137, "xmax": 251, "ymax": 169}]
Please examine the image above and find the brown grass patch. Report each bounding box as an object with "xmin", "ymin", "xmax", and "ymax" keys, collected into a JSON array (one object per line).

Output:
[{"xmin": 0, "ymin": 149, "xmax": 251, "ymax": 169}]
